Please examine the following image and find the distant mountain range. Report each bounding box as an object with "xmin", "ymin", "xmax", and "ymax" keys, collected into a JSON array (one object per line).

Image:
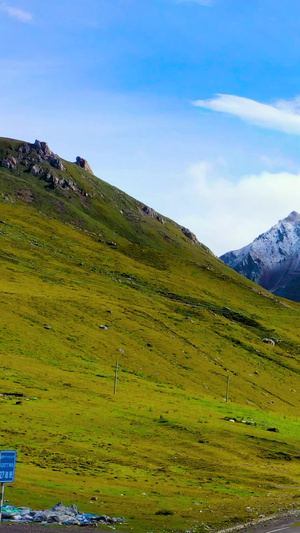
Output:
[{"xmin": 220, "ymin": 211, "xmax": 300, "ymax": 302}]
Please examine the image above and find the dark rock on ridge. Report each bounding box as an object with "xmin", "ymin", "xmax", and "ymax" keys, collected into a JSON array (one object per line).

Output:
[
  {"xmin": 180, "ymin": 226, "xmax": 200, "ymax": 245},
  {"xmin": 0, "ymin": 139, "xmax": 91, "ymax": 198},
  {"xmin": 142, "ymin": 205, "xmax": 201, "ymax": 245},
  {"xmin": 1, "ymin": 139, "xmax": 93, "ymax": 180},
  {"xmin": 75, "ymin": 156, "xmax": 93, "ymax": 174},
  {"xmin": 142, "ymin": 205, "xmax": 165, "ymax": 223},
  {"xmin": 18, "ymin": 140, "xmax": 67, "ymax": 172}
]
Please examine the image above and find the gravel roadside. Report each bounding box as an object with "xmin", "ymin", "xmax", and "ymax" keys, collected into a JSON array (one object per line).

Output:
[
  {"xmin": 216, "ymin": 509, "xmax": 300, "ymax": 533},
  {"xmin": 0, "ymin": 525, "xmax": 125, "ymax": 533},
  {"xmin": 1, "ymin": 511, "xmax": 300, "ymax": 533}
]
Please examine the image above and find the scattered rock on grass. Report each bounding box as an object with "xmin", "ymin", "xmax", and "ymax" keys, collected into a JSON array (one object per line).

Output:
[
  {"xmin": 262, "ymin": 338, "xmax": 275, "ymax": 346},
  {"xmin": 1, "ymin": 157, "xmax": 17, "ymax": 170}
]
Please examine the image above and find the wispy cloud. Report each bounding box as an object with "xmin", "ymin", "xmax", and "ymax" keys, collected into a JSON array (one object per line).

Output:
[
  {"xmin": 0, "ymin": 2, "xmax": 32, "ymax": 22},
  {"xmin": 193, "ymin": 94, "xmax": 300, "ymax": 135},
  {"xmin": 259, "ymin": 152, "xmax": 297, "ymax": 172}
]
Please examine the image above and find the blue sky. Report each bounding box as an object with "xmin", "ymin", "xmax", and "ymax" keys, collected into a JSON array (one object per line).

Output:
[{"xmin": 2, "ymin": 0, "xmax": 300, "ymax": 254}]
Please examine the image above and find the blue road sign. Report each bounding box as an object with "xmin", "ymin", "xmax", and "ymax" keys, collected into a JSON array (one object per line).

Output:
[{"xmin": 0, "ymin": 451, "xmax": 17, "ymax": 483}]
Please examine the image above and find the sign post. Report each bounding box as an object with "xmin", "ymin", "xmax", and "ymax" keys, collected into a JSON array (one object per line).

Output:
[
  {"xmin": 0, "ymin": 451, "xmax": 17, "ymax": 525},
  {"xmin": 0, "ymin": 484, "xmax": 4, "ymax": 525}
]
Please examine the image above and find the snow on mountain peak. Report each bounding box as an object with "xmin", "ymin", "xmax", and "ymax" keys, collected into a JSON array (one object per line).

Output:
[
  {"xmin": 220, "ymin": 211, "xmax": 300, "ymax": 300},
  {"xmin": 283, "ymin": 211, "xmax": 300, "ymax": 224}
]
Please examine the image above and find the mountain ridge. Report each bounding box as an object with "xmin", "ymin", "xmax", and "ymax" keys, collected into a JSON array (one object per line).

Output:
[
  {"xmin": 221, "ymin": 212, "xmax": 300, "ymax": 301},
  {"xmin": 0, "ymin": 137, "xmax": 209, "ymax": 257}
]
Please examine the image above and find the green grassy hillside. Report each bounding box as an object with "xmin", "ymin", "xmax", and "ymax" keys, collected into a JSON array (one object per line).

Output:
[{"xmin": 0, "ymin": 138, "xmax": 299, "ymax": 533}]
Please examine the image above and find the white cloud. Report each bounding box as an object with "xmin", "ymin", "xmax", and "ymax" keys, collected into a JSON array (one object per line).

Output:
[
  {"xmin": 0, "ymin": 3, "xmax": 32, "ymax": 22},
  {"xmin": 175, "ymin": 160, "xmax": 300, "ymax": 255},
  {"xmin": 193, "ymin": 94, "xmax": 300, "ymax": 135}
]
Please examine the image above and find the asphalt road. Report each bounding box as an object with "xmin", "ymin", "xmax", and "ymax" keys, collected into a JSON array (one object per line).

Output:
[
  {"xmin": 250, "ymin": 525, "xmax": 300, "ymax": 533},
  {"xmin": 255, "ymin": 524, "xmax": 300, "ymax": 533}
]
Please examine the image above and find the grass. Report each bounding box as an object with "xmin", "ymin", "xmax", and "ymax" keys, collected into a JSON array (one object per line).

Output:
[{"xmin": 0, "ymin": 137, "xmax": 299, "ymax": 532}]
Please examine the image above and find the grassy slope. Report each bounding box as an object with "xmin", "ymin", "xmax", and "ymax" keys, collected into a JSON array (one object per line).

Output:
[{"xmin": 0, "ymin": 138, "xmax": 300, "ymax": 533}]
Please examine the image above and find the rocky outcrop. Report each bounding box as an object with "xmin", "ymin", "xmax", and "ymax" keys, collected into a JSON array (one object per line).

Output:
[
  {"xmin": 142, "ymin": 205, "xmax": 165, "ymax": 223},
  {"xmin": 5, "ymin": 138, "xmax": 94, "ymax": 178},
  {"xmin": 49, "ymin": 157, "xmax": 66, "ymax": 171},
  {"xmin": 16, "ymin": 140, "xmax": 67, "ymax": 172},
  {"xmin": 0, "ymin": 140, "xmax": 90, "ymax": 198},
  {"xmin": 142, "ymin": 207, "xmax": 200, "ymax": 244},
  {"xmin": 180, "ymin": 226, "xmax": 200, "ymax": 245},
  {"xmin": 40, "ymin": 172, "xmax": 89, "ymax": 196},
  {"xmin": 75, "ymin": 156, "xmax": 93, "ymax": 174},
  {"xmin": 30, "ymin": 164, "xmax": 43, "ymax": 176},
  {"xmin": 1, "ymin": 156, "xmax": 18, "ymax": 170},
  {"xmin": 41, "ymin": 172, "xmax": 76, "ymax": 191},
  {"xmin": 32, "ymin": 140, "xmax": 53, "ymax": 158}
]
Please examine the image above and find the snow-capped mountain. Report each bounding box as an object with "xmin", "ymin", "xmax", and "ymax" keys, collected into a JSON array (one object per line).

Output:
[{"xmin": 220, "ymin": 211, "xmax": 300, "ymax": 302}]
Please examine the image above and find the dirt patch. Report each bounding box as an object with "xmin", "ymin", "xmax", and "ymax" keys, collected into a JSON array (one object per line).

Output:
[{"xmin": 14, "ymin": 189, "xmax": 34, "ymax": 203}]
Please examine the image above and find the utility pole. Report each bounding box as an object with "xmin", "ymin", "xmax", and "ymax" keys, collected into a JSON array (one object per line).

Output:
[
  {"xmin": 114, "ymin": 360, "xmax": 119, "ymax": 395},
  {"xmin": 226, "ymin": 375, "xmax": 230, "ymax": 402}
]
